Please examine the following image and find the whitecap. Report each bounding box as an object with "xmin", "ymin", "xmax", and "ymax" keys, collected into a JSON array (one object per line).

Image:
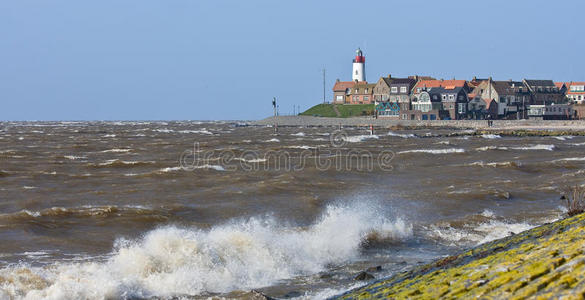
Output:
[
  {"xmin": 387, "ymin": 131, "xmax": 416, "ymax": 138},
  {"xmin": 398, "ymin": 148, "xmax": 465, "ymax": 154}
]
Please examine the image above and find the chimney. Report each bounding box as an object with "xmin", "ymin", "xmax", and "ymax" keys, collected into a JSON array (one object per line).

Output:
[
  {"xmin": 388, "ymin": 74, "xmax": 392, "ymax": 79},
  {"xmin": 473, "ymin": 76, "xmax": 477, "ymax": 81},
  {"xmin": 336, "ymin": 78, "xmax": 340, "ymax": 82}
]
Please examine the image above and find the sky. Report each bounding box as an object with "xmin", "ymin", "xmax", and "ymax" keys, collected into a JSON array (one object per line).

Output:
[{"xmin": 1, "ymin": 0, "xmax": 584, "ymax": 121}]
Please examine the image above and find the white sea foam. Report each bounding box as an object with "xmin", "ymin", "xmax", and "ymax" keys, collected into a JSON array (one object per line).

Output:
[
  {"xmin": 398, "ymin": 148, "xmax": 465, "ymax": 154},
  {"xmin": 178, "ymin": 129, "xmax": 213, "ymax": 135},
  {"xmin": 100, "ymin": 149, "xmax": 132, "ymax": 153},
  {"xmin": 63, "ymin": 155, "xmax": 87, "ymax": 160},
  {"xmin": 291, "ymin": 132, "xmax": 306, "ymax": 137},
  {"xmin": 481, "ymin": 134, "xmax": 501, "ymax": 139},
  {"xmin": 264, "ymin": 138, "xmax": 280, "ymax": 142},
  {"xmin": 553, "ymin": 136, "xmax": 573, "ymax": 140},
  {"xmin": 0, "ymin": 203, "xmax": 411, "ymax": 299},
  {"xmin": 157, "ymin": 167, "xmax": 183, "ymax": 173},
  {"xmin": 387, "ymin": 131, "xmax": 415, "ymax": 138},
  {"xmin": 553, "ymin": 157, "xmax": 585, "ymax": 162},
  {"xmin": 511, "ymin": 144, "xmax": 555, "ymax": 151},
  {"xmin": 103, "ymin": 134, "xmax": 116, "ymax": 138},
  {"xmin": 476, "ymin": 144, "xmax": 555, "ymax": 151},
  {"xmin": 193, "ymin": 164, "xmax": 225, "ymax": 171},
  {"xmin": 343, "ymin": 135, "xmax": 379, "ymax": 143},
  {"xmin": 425, "ymin": 220, "xmax": 535, "ymax": 246}
]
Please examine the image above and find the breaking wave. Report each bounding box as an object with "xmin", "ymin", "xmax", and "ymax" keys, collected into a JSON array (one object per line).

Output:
[
  {"xmin": 476, "ymin": 144, "xmax": 555, "ymax": 152},
  {"xmin": 480, "ymin": 134, "xmax": 501, "ymax": 139},
  {"xmin": 343, "ymin": 135, "xmax": 379, "ymax": 143},
  {"xmin": 387, "ymin": 131, "xmax": 416, "ymax": 138},
  {"xmin": 0, "ymin": 203, "xmax": 411, "ymax": 299},
  {"xmin": 398, "ymin": 148, "xmax": 465, "ymax": 154},
  {"xmin": 465, "ymin": 161, "xmax": 521, "ymax": 169}
]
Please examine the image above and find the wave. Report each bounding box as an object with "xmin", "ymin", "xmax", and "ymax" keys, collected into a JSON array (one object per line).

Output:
[
  {"xmin": 178, "ymin": 129, "xmax": 213, "ymax": 135},
  {"xmin": 480, "ymin": 134, "xmax": 501, "ymax": 139},
  {"xmin": 343, "ymin": 135, "xmax": 379, "ymax": 143},
  {"xmin": 398, "ymin": 148, "xmax": 465, "ymax": 154},
  {"xmin": 100, "ymin": 149, "xmax": 132, "ymax": 153},
  {"xmin": 553, "ymin": 136, "xmax": 573, "ymax": 141},
  {"xmin": 63, "ymin": 155, "xmax": 87, "ymax": 160},
  {"xmin": 387, "ymin": 131, "xmax": 415, "ymax": 138},
  {"xmin": 0, "ymin": 203, "xmax": 411, "ymax": 299},
  {"xmin": 0, "ymin": 205, "xmax": 157, "ymax": 220},
  {"xmin": 89, "ymin": 159, "xmax": 156, "ymax": 168},
  {"xmin": 465, "ymin": 161, "xmax": 521, "ymax": 169},
  {"xmin": 476, "ymin": 144, "xmax": 555, "ymax": 152},
  {"xmin": 291, "ymin": 132, "xmax": 306, "ymax": 137},
  {"xmin": 553, "ymin": 157, "xmax": 585, "ymax": 162},
  {"xmin": 264, "ymin": 138, "xmax": 280, "ymax": 142}
]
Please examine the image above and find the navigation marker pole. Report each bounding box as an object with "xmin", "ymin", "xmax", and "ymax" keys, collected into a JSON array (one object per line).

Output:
[{"xmin": 272, "ymin": 97, "xmax": 278, "ymax": 133}]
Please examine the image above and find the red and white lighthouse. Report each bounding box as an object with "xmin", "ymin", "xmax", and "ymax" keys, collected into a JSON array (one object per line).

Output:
[{"xmin": 352, "ymin": 48, "xmax": 366, "ymax": 82}]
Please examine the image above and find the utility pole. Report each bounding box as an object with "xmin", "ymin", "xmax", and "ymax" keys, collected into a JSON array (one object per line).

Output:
[
  {"xmin": 323, "ymin": 68, "xmax": 326, "ymax": 104},
  {"xmin": 272, "ymin": 97, "xmax": 278, "ymax": 133}
]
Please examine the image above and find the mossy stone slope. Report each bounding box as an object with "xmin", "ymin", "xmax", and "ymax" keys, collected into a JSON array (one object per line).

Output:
[{"xmin": 334, "ymin": 213, "xmax": 585, "ymax": 299}]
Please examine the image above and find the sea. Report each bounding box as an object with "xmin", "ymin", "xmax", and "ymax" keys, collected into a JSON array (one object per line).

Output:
[{"xmin": 0, "ymin": 121, "xmax": 578, "ymax": 299}]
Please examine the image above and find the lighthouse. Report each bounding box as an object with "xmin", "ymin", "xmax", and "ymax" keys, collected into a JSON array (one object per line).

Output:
[{"xmin": 352, "ymin": 48, "xmax": 366, "ymax": 82}]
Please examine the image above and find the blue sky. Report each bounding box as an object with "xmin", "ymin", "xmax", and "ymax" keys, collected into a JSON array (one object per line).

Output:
[{"xmin": 1, "ymin": 0, "xmax": 583, "ymax": 120}]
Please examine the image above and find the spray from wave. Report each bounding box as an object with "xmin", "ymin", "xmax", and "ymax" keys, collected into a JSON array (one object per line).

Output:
[{"xmin": 0, "ymin": 203, "xmax": 411, "ymax": 299}]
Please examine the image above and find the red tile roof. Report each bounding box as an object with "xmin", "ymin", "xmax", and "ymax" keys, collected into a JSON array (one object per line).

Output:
[
  {"xmin": 414, "ymin": 79, "xmax": 467, "ymax": 90},
  {"xmin": 332, "ymin": 81, "xmax": 358, "ymax": 91}
]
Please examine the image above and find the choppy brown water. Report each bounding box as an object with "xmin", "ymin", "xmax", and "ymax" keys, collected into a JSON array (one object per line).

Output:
[{"xmin": 0, "ymin": 121, "xmax": 578, "ymax": 299}]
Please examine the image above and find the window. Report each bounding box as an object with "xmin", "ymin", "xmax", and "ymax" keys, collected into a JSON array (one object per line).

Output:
[
  {"xmin": 442, "ymin": 95, "xmax": 447, "ymax": 100},
  {"xmin": 336, "ymin": 95, "xmax": 343, "ymax": 101},
  {"xmin": 400, "ymin": 86, "xmax": 407, "ymax": 93},
  {"xmin": 365, "ymin": 88, "xmax": 368, "ymax": 93},
  {"xmin": 448, "ymin": 95, "xmax": 455, "ymax": 101},
  {"xmin": 500, "ymin": 97, "xmax": 506, "ymax": 103},
  {"xmin": 416, "ymin": 88, "xmax": 421, "ymax": 93},
  {"xmin": 458, "ymin": 103, "xmax": 466, "ymax": 114},
  {"xmin": 364, "ymin": 96, "xmax": 369, "ymax": 101},
  {"xmin": 391, "ymin": 87, "xmax": 398, "ymax": 93},
  {"xmin": 355, "ymin": 70, "xmax": 358, "ymax": 75},
  {"xmin": 433, "ymin": 95, "xmax": 438, "ymax": 100}
]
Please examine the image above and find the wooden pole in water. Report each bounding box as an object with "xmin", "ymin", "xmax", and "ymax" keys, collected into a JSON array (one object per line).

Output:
[{"xmin": 272, "ymin": 97, "xmax": 278, "ymax": 133}]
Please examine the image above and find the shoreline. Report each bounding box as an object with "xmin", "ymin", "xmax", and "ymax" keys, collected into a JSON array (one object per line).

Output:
[
  {"xmin": 251, "ymin": 116, "xmax": 585, "ymax": 132},
  {"xmin": 331, "ymin": 212, "xmax": 585, "ymax": 299}
]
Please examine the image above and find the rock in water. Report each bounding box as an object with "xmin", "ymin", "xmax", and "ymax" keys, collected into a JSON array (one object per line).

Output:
[
  {"xmin": 354, "ymin": 271, "xmax": 375, "ymax": 281},
  {"xmin": 366, "ymin": 265, "xmax": 382, "ymax": 272},
  {"xmin": 250, "ymin": 290, "xmax": 276, "ymax": 300}
]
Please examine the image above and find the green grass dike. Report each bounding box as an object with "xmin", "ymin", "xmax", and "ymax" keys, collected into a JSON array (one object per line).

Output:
[
  {"xmin": 300, "ymin": 104, "xmax": 375, "ymax": 118},
  {"xmin": 332, "ymin": 213, "xmax": 585, "ymax": 299}
]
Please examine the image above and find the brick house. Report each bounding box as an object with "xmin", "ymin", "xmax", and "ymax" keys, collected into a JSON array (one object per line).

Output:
[
  {"xmin": 332, "ymin": 80, "xmax": 357, "ymax": 104},
  {"xmin": 523, "ymin": 79, "xmax": 566, "ymax": 105},
  {"xmin": 428, "ymin": 87, "xmax": 469, "ymax": 120},
  {"xmin": 472, "ymin": 78, "xmax": 531, "ymax": 119},
  {"xmin": 348, "ymin": 81, "xmax": 375, "ymax": 104}
]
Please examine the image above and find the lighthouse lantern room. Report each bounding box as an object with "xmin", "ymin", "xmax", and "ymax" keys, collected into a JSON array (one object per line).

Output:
[{"xmin": 352, "ymin": 48, "xmax": 366, "ymax": 82}]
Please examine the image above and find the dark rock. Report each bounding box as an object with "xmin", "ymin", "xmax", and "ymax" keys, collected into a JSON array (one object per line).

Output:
[
  {"xmin": 250, "ymin": 290, "xmax": 276, "ymax": 300},
  {"xmin": 366, "ymin": 265, "xmax": 382, "ymax": 272},
  {"xmin": 509, "ymin": 231, "xmax": 516, "ymax": 236},
  {"xmin": 354, "ymin": 271, "xmax": 375, "ymax": 281}
]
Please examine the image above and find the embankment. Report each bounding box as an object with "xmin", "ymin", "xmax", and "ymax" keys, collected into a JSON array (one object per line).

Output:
[
  {"xmin": 251, "ymin": 116, "xmax": 585, "ymax": 132},
  {"xmin": 333, "ymin": 212, "xmax": 585, "ymax": 299}
]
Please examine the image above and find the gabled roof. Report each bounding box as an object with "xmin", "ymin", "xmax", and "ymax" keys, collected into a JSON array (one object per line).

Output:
[
  {"xmin": 555, "ymin": 82, "xmax": 567, "ymax": 89},
  {"xmin": 524, "ymin": 79, "xmax": 556, "ymax": 87},
  {"xmin": 332, "ymin": 81, "xmax": 357, "ymax": 92}
]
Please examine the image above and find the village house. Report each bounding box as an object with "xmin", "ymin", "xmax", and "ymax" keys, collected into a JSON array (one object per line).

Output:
[
  {"xmin": 472, "ymin": 78, "xmax": 531, "ymax": 119},
  {"xmin": 332, "ymin": 80, "xmax": 356, "ymax": 104},
  {"xmin": 523, "ymin": 79, "xmax": 565, "ymax": 105},
  {"xmin": 348, "ymin": 81, "xmax": 375, "ymax": 104},
  {"xmin": 466, "ymin": 93, "xmax": 490, "ymax": 119},
  {"xmin": 564, "ymin": 82, "xmax": 585, "ymax": 104},
  {"xmin": 428, "ymin": 87, "xmax": 469, "ymax": 120},
  {"xmin": 373, "ymin": 76, "xmax": 416, "ymax": 118}
]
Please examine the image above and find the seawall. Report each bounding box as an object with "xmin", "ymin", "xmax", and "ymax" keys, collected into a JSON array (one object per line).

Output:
[
  {"xmin": 251, "ymin": 116, "xmax": 585, "ymax": 131},
  {"xmin": 332, "ymin": 213, "xmax": 585, "ymax": 299}
]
